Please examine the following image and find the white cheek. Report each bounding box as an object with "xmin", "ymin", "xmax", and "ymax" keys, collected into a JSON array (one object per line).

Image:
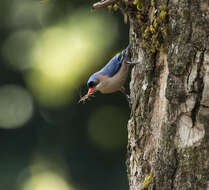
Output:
[{"xmin": 95, "ymin": 83, "xmax": 101, "ymax": 90}]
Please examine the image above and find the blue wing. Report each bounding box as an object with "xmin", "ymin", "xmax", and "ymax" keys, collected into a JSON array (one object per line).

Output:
[
  {"xmin": 98, "ymin": 53, "xmax": 122, "ymax": 77},
  {"xmin": 87, "ymin": 45, "xmax": 130, "ymax": 78},
  {"xmin": 98, "ymin": 45, "xmax": 130, "ymax": 77}
]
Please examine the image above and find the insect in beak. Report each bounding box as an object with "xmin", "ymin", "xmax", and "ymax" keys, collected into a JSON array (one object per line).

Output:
[{"xmin": 88, "ymin": 87, "xmax": 95, "ymax": 95}]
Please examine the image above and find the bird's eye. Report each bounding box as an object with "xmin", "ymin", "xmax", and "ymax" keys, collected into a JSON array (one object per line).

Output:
[{"xmin": 94, "ymin": 79, "xmax": 98, "ymax": 84}]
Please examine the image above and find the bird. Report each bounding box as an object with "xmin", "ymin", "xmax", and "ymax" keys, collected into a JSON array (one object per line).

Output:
[{"xmin": 87, "ymin": 45, "xmax": 133, "ymax": 97}]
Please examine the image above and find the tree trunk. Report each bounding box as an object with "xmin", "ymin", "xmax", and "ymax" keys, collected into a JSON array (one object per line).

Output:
[{"xmin": 125, "ymin": 0, "xmax": 209, "ymax": 189}]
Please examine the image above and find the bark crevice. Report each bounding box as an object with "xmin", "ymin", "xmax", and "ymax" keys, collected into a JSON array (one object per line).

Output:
[{"xmin": 191, "ymin": 50, "xmax": 205, "ymax": 127}]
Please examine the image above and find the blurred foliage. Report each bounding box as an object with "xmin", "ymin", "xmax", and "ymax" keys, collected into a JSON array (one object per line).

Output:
[
  {"xmin": 0, "ymin": 0, "xmax": 129, "ymax": 190},
  {"xmin": 26, "ymin": 9, "xmax": 118, "ymax": 106},
  {"xmin": 0, "ymin": 85, "xmax": 33, "ymax": 129}
]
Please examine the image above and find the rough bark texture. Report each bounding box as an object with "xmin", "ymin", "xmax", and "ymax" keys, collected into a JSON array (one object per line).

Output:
[{"xmin": 124, "ymin": 0, "xmax": 209, "ymax": 189}]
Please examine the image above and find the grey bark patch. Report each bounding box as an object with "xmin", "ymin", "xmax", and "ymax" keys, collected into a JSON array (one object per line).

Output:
[
  {"xmin": 201, "ymin": 52, "xmax": 209, "ymax": 107},
  {"xmin": 175, "ymin": 114, "xmax": 205, "ymax": 148},
  {"xmin": 180, "ymin": 94, "xmax": 197, "ymax": 113},
  {"xmin": 151, "ymin": 52, "xmax": 168, "ymax": 140}
]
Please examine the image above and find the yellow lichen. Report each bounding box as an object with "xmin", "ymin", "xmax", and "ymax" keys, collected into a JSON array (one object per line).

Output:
[
  {"xmin": 142, "ymin": 3, "xmax": 168, "ymax": 53},
  {"xmin": 112, "ymin": 4, "xmax": 119, "ymax": 11},
  {"xmin": 159, "ymin": 10, "xmax": 167, "ymax": 20},
  {"xmin": 149, "ymin": 25, "xmax": 155, "ymax": 34},
  {"xmin": 159, "ymin": 5, "xmax": 166, "ymax": 11},
  {"xmin": 140, "ymin": 172, "xmax": 154, "ymax": 190},
  {"xmin": 132, "ymin": 0, "xmax": 144, "ymax": 11},
  {"xmin": 133, "ymin": 0, "xmax": 139, "ymax": 5},
  {"xmin": 137, "ymin": 3, "xmax": 143, "ymax": 10},
  {"xmin": 107, "ymin": 3, "xmax": 119, "ymax": 12},
  {"xmin": 153, "ymin": 18, "xmax": 158, "ymax": 29},
  {"xmin": 150, "ymin": 47, "xmax": 156, "ymax": 53},
  {"xmin": 161, "ymin": 26, "xmax": 167, "ymax": 39},
  {"xmin": 143, "ymin": 26, "xmax": 151, "ymax": 39}
]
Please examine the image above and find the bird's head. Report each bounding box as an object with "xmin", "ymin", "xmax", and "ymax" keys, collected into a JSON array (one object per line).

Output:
[{"xmin": 87, "ymin": 74, "xmax": 100, "ymax": 95}]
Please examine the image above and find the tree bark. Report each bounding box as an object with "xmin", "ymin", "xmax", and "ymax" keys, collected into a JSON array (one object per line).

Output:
[{"xmin": 125, "ymin": 0, "xmax": 209, "ymax": 189}]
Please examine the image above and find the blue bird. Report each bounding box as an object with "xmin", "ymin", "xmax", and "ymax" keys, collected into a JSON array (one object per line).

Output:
[{"xmin": 87, "ymin": 45, "xmax": 132, "ymax": 95}]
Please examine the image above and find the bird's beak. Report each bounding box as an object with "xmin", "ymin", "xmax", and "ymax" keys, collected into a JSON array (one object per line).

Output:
[{"xmin": 88, "ymin": 87, "xmax": 95, "ymax": 95}]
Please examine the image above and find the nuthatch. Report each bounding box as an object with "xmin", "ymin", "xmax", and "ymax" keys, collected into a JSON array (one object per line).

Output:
[{"xmin": 87, "ymin": 45, "xmax": 135, "ymax": 97}]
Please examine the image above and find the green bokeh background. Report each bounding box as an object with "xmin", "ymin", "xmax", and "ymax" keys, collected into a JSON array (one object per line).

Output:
[{"xmin": 0, "ymin": 0, "xmax": 130, "ymax": 189}]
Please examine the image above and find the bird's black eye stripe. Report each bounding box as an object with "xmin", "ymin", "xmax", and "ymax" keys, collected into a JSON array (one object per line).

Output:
[{"xmin": 88, "ymin": 81, "xmax": 95, "ymax": 88}]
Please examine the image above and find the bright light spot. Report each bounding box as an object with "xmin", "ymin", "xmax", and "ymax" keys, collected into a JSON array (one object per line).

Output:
[
  {"xmin": 2, "ymin": 30, "xmax": 37, "ymax": 70},
  {"xmin": 22, "ymin": 172, "xmax": 72, "ymax": 190},
  {"xmin": 88, "ymin": 106, "xmax": 127, "ymax": 151},
  {"xmin": 26, "ymin": 9, "xmax": 117, "ymax": 107},
  {"xmin": 20, "ymin": 158, "xmax": 73, "ymax": 190},
  {"xmin": 0, "ymin": 85, "xmax": 33, "ymax": 129}
]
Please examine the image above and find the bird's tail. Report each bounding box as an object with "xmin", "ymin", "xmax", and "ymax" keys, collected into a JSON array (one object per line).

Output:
[
  {"xmin": 122, "ymin": 44, "xmax": 131, "ymax": 56},
  {"xmin": 120, "ymin": 44, "xmax": 131, "ymax": 61}
]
